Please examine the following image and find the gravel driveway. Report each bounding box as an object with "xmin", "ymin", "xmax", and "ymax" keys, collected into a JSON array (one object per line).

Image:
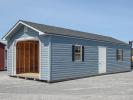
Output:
[{"xmin": 0, "ymin": 71, "xmax": 133, "ymax": 100}]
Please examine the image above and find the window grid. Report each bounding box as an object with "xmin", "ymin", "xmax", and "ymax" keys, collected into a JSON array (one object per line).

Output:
[{"xmin": 74, "ymin": 45, "xmax": 82, "ymax": 61}]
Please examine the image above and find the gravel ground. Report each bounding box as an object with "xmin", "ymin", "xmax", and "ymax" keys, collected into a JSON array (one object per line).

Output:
[{"xmin": 0, "ymin": 71, "xmax": 133, "ymax": 100}]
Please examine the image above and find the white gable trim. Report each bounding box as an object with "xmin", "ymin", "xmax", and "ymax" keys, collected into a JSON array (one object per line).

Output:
[{"xmin": 3, "ymin": 21, "xmax": 45, "ymax": 40}]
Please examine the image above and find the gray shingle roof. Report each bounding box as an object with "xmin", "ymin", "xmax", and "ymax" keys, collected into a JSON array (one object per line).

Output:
[{"xmin": 21, "ymin": 20, "xmax": 128, "ymax": 45}]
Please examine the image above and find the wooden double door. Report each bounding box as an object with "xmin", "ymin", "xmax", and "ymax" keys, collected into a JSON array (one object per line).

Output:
[{"xmin": 16, "ymin": 40, "xmax": 39, "ymax": 74}]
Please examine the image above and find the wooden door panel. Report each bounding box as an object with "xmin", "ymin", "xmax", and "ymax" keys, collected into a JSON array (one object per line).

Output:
[
  {"xmin": 25, "ymin": 42, "xmax": 30, "ymax": 73},
  {"xmin": 16, "ymin": 41, "xmax": 39, "ymax": 74},
  {"xmin": 30, "ymin": 42, "xmax": 34, "ymax": 73}
]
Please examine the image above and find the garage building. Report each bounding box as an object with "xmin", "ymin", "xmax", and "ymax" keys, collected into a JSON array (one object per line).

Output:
[{"xmin": 3, "ymin": 20, "xmax": 131, "ymax": 82}]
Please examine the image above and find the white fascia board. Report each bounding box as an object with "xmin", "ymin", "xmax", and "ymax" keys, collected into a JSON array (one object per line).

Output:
[
  {"xmin": 3, "ymin": 21, "xmax": 45, "ymax": 40},
  {"xmin": 3, "ymin": 22, "xmax": 20, "ymax": 40},
  {"xmin": 39, "ymin": 31, "xmax": 44, "ymax": 35}
]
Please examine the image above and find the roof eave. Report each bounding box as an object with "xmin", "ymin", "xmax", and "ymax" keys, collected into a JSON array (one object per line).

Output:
[{"xmin": 46, "ymin": 33, "xmax": 129, "ymax": 46}]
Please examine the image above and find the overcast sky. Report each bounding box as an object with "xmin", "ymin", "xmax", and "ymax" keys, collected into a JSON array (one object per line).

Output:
[{"xmin": 0, "ymin": 0, "xmax": 133, "ymax": 42}]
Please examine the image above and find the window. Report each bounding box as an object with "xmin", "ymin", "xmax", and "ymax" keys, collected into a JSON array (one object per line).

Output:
[
  {"xmin": 116, "ymin": 49, "xmax": 123, "ymax": 61},
  {"xmin": 72, "ymin": 45, "xmax": 84, "ymax": 61}
]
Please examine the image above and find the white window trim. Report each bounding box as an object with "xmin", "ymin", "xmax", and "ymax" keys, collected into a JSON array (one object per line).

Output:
[{"xmin": 74, "ymin": 45, "xmax": 82, "ymax": 61}]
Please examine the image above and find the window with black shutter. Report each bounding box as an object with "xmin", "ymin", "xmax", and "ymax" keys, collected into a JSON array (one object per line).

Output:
[{"xmin": 72, "ymin": 45, "xmax": 84, "ymax": 61}]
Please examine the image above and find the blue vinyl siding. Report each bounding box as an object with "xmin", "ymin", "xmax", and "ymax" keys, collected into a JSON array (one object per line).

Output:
[
  {"xmin": 39, "ymin": 36, "xmax": 51, "ymax": 80},
  {"xmin": 50, "ymin": 35, "xmax": 131, "ymax": 81},
  {"xmin": 107, "ymin": 48, "xmax": 131, "ymax": 73},
  {"xmin": 7, "ymin": 45, "xmax": 13, "ymax": 75},
  {"xmin": 6, "ymin": 26, "xmax": 25, "ymax": 76}
]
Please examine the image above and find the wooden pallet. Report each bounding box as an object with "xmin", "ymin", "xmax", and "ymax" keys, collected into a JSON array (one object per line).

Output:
[{"xmin": 16, "ymin": 73, "xmax": 39, "ymax": 80}]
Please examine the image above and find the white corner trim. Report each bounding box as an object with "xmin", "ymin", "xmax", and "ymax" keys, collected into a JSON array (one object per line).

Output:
[
  {"xmin": 48, "ymin": 36, "xmax": 52, "ymax": 82},
  {"xmin": 12, "ymin": 41, "xmax": 17, "ymax": 76},
  {"xmin": 12, "ymin": 43, "xmax": 14, "ymax": 75},
  {"xmin": 4, "ymin": 21, "xmax": 45, "ymax": 40}
]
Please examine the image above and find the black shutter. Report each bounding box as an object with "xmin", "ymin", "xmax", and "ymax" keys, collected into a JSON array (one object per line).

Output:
[
  {"xmin": 116, "ymin": 49, "xmax": 118, "ymax": 60},
  {"xmin": 122, "ymin": 49, "xmax": 123, "ymax": 61},
  {"xmin": 82, "ymin": 46, "xmax": 84, "ymax": 61},
  {"xmin": 72, "ymin": 45, "xmax": 75, "ymax": 61}
]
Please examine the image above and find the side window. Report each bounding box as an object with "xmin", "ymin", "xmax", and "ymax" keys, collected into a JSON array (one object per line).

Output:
[
  {"xmin": 72, "ymin": 45, "xmax": 84, "ymax": 61},
  {"xmin": 116, "ymin": 49, "xmax": 123, "ymax": 61}
]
